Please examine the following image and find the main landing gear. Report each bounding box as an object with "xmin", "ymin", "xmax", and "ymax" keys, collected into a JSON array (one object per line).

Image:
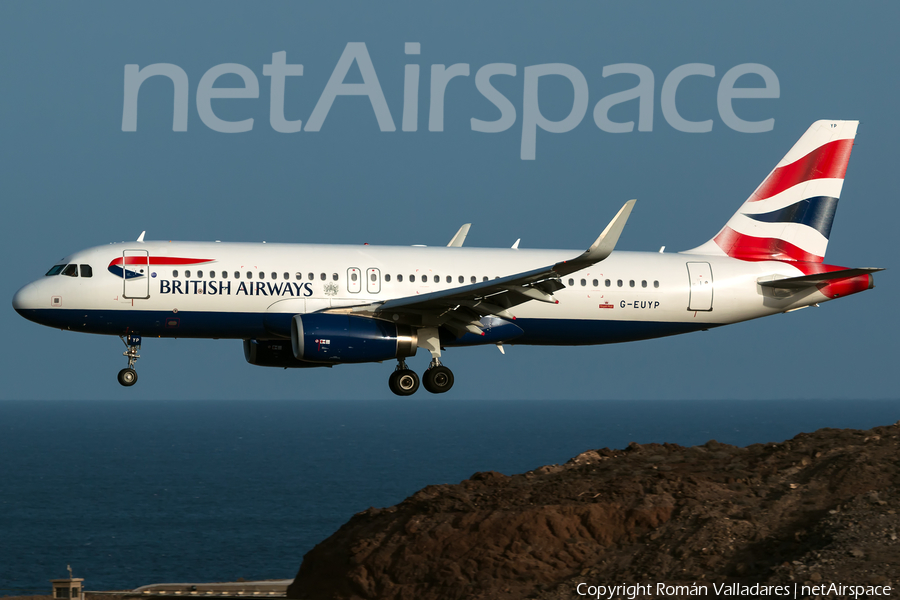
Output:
[
  {"xmin": 117, "ymin": 334, "xmax": 141, "ymax": 387},
  {"xmin": 388, "ymin": 359, "xmax": 420, "ymax": 396},
  {"xmin": 423, "ymin": 359, "xmax": 454, "ymax": 394},
  {"xmin": 388, "ymin": 326, "xmax": 455, "ymax": 396},
  {"xmin": 387, "ymin": 358, "xmax": 455, "ymax": 396}
]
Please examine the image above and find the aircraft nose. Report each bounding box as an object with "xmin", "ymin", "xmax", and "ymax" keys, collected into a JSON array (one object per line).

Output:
[{"xmin": 12, "ymin": 282, "xmax": 40, "ymax": 315}]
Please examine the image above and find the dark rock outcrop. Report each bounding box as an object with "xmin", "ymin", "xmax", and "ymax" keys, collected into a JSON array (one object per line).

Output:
[{"xmin": 287, "ymin": 423, "xmax": 900, "ymax": 599}]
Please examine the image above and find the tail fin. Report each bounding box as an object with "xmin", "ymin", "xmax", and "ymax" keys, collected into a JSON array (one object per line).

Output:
[{"xmin": 685, "ymin": 120, "xmax": 858, "ymax": 262}]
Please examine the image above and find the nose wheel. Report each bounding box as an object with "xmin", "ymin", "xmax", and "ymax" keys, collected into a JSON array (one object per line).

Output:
[
  {"xmin": 117, "ymin": 368, "xmax": 138, "ymax": 387},
  {"xmin": 118, "ymin": 335, "xmax": 142, "ymax": 387}
]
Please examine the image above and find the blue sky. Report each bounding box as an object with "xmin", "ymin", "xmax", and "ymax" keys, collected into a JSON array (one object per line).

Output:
[{"xmin": 2, "ymin": 1, "xmax": 897, "ymax": 400}]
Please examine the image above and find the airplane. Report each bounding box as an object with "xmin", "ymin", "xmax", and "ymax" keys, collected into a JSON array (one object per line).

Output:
[{"xmin": 12, "ymin": 120, "xmax": 882, "ymax": 396}]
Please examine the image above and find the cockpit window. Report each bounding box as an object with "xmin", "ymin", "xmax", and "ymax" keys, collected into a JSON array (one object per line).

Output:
[
  {"xmin": 80, "ymin": 265, "xmax": 93, "ymax": 278},
  {"xmin": 61, "ymin": 264, "xmax": 79, "ymax": 277},
  {"xmin": 46, "ymin": 264, "xmax": 66, "ymax": 276}
]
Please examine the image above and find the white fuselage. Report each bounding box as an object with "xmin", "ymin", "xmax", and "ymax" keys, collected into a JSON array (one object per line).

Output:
[{"xmin": 13, "ymin": 240, "xmax": 839, "ymax": 346}]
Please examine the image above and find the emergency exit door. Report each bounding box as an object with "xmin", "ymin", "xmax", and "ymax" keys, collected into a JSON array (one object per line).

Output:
[
  {"xmin": 366, "ymin": 268, "xmax": 381, "ymax": 294},
  {"xmin": 687, "ymin": 262, "xmax": 713, "ymax": 311}
]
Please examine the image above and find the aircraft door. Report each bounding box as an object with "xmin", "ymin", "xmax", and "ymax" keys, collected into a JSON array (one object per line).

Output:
[
  {"xmin": 347, "ymin": 267, "xmax": 361, "ymax": 293},
  {"xmin": 686, "ymin": 262, "xmax": 713, "ymax": 311},
  {"xmin": 366, "ymin": 268, "xmax": 381, "ymax": 294},
  {"xmin": 123, "ymin": 250, "xmax": 150, "ymax": 299}
]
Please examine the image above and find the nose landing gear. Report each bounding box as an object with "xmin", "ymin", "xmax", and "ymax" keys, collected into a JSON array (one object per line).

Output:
[{"xmin": 117, "ymin": 334, "xmax": 141, "ymax": 387}]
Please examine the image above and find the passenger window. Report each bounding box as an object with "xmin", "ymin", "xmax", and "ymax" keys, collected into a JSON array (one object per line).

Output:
[
  {"xmin": 580, "ymin": 279, "xmax": 586, "ymax": 287},
  {"xmin": 446, "ymin": 275, "xmax": 451, "ymax": 283},
  {"xmin": 283, "ymin": 272, "xmax": 289, "ymax": 280},
  {"xmin": 385, "ymin": 274, "xmax": 391, "ymax": 282},
  {"xmin": 247, "ymin": 271, "xmax": 253, "ymax": 279},
  {"xmin": 272, "ymin": 272, "xmax": 277, "ymax": 280},
  {"xmin": 45, "ymin": 265, "xmax": 66, "ymax": 276},
  {"xmin": 629, "ymin": 280, "xmax": 635, "ymax": 287},
  {"xmin": 397, "ymin": 274, "xmax": 403, "ymax": 282},
  {"xmin": 434, "ymin": 275, "xmax": 440, "ymax": 283},
  {"xmin": 458, "ymin": 276, "xmax": 464, "ymax": 284},
  {"xmin": 197, "ymin": 270, "xmax": 203, "ymax": 278},
  {"xmin": 79, "ymin": 265, "xmax": 93, "ymax": 278},
  {"xmin": 62, "ymin": 264, "xmax": 78, "ymax": 277},
  {"xmin": 605, "ymin": 279, "xmax": 611, "ymax": 287},
  {"xmin": 617, "ymin": 279, "xmax": 623, "ymax": 287},
  {"xmin": 259, "ymin": 272, "xmax": 265, "ymax": 280},
  {"xmin": 568, "ymin": 278, "xmax": 574, "ymax": 286},
  {"xmin": 351, "ymin": 272, "xmax": 358, "ymax": 282},
  {"xmin": 222, "ymin": 271, "xmax": 227, "ymax": 279},
  {"xmin": 482, "ymin": 276, "xmax": 488, "ymax": 282},
  {"xmin": 295, "ymin": 273, "xmax": 301, "ymax": 280},
  {"xmin": 471, "ymin": 276, "xmax": 476, "ymax": 283},
  {"xmin": 333, "ymin": 273, "xmax": 338, "ymax": 281},
  {"xmin": 409, "ymin": 274, "xmax": 415, "ymax": 282},
  {"xmin": 320, "ymin": 273, "xmax": 326, "ymax": 281},
  {"xmin": 654, "ymin": 280, "xmax": 660, "ymax": 288},
  {"xmin": 308, "ymin": 273, "xmax": 314, "ymax": 280},
  {"xmin": 642, "ymin": 280, "xmax": 647, "ymax": 288},
  {"xmin": 592, "ymin": 279, "xmax": 598, "ymax": 287},
  {"xmin": 185, "ymin": 270, "xmax": 191, "ymax": 278},
  {"xmin": 371, "ymin": 273, "xmax": 377, "ymax": 282},
  {"xmin": 209, "ymin": 271, "xmax": 216, "ymax": 278},
  {"xmin": 421, "ymin": 274, "xmax": 427, "ymax": 283},
  {"xmin": 234, "ymin": 271, "xmax": 240, "ymax": 279},
  {"xmin": 173, "ymin": 270, "xmax": 179, "ymax": 277}
]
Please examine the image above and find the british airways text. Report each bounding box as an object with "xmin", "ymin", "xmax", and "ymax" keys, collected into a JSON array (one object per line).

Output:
[{"xmin": 159, "ymin": 280, "xmax": 314, "ymax": 297}]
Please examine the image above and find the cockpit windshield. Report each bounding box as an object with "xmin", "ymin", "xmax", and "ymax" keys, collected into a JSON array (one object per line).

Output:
[{"xmin": 46, "ymin": 264, "xmax": 93, "ymax": 277}]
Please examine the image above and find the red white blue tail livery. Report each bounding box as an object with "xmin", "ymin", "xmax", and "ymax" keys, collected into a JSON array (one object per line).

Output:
[{"xmin": 688, "ymin": 120, "xmax": 856, "ymax": 263}]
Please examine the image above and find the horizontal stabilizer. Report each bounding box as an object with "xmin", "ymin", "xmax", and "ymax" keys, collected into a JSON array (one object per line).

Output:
[{"xmin": 759, "ymin": 267, "xmax": 884, "ymax": 289}]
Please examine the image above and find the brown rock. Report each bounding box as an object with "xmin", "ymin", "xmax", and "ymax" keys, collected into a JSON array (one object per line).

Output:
[{"xmin": 287, "ymin": 422, "xmax": 900, "ymax": 600}]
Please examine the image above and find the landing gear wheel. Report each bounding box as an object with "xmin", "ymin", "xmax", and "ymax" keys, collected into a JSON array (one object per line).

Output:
[
  {"xmin": 389, "ymin": 369, "xmax": 420, "ymax": 396},
  {"xmin": 117, "ymin": 368, "xmax": 138, "ymax": 387},
  {"xmin": 423, "ymin": 365, "xmax": 454, "ymax": 394}
]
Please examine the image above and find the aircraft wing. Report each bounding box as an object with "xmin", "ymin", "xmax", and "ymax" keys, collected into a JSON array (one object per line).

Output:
[{"xmin": 333, "ymin": 200, "xmax": 635, "ymax": 337}]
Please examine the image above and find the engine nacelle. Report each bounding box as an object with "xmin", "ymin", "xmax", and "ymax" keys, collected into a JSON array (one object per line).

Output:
[
  {"xmin": 243, "ymin": 339, "xmax": 327, "ymax": 368},
  {"xmin": 292, "ymin": 314, "xmax": 417, "ymax": 364}
]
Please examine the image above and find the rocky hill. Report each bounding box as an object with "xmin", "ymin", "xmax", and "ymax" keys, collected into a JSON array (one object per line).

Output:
[{"xmin": 287, "ymin": 422, "xmax": 900, "ymax": 599}]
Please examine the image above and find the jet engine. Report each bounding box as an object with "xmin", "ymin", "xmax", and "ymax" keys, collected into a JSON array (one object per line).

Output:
[
  {"xmin": 243, "ymin": 339, "xmax": 326, "ymax": 368},
  {"xmin": 292, "ymin": 314, "xmax": 417, "ymax": 364}
]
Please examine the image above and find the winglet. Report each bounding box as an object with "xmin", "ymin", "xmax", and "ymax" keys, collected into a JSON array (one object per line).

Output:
[
  {"xmin": 553, "ymin": 200, "xmax": 635, "ymax": 275},
  {"xmin": 447, "ymin": 224, "xmax": 471, "ymax": 247},
  {"xmin": 137, "ymin": 231, "xmax": 146, "ymax": 242}
]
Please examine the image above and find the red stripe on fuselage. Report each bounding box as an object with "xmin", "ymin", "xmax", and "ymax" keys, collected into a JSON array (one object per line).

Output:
[
  {"xmin": 749, "ymin": 138, "xmax": 854, "ymax": 202},
  {"xmin": 108, "ymin": 257, "xmax": 215, "ymax": 267}
]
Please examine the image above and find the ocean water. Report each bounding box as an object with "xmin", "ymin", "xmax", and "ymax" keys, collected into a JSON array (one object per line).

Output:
[{"xmin": 1, "ymin": 398, "xmax": 897, "ymax": 594}]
